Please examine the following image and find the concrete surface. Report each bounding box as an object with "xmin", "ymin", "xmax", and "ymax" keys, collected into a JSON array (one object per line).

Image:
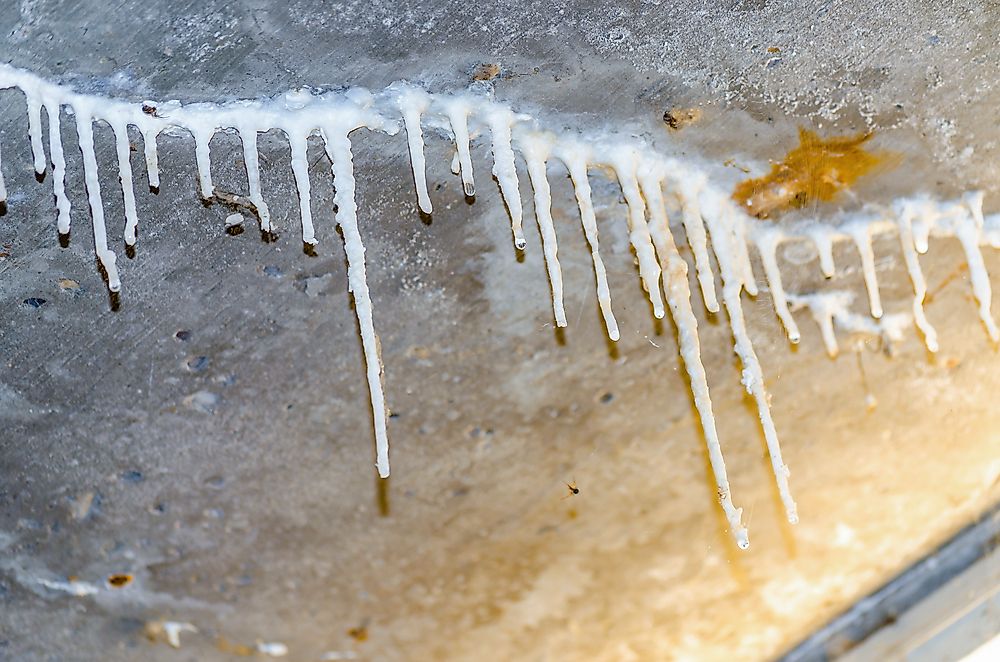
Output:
[{"xmin": 1, "ymin": 1, "xmax": 999, "ymax": 660}]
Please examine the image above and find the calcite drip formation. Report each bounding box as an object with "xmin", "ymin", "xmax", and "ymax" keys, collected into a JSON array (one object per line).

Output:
[{"xmin": 2, "ymin": 64, "xmax": 997, "ymax": 549}]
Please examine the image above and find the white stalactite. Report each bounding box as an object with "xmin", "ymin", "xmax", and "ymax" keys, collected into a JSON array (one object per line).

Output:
[
  {"xmin": 73, "ymin": 107, "xmax": 121, "ymax": 293},
  {"xmin": 142, "ymin": 127, "xmax": 162, "ymax": 190},
  {"xmin": 639, "ymin": 166, "xmax": 749, "ymax": 548},
  {"xmin": 46, "ymin": 102, "xmax": 71, "ymax": 234},
  {"xmin": 555, "ymin": 142, "xmax": 619, "ymax": 341},
  {"xmin": 702, "ymin": 197, "xmax": 798, "ymax": 525},
  {"xmin": 442, "ymin": 98, "xmax": 475, "ymax": 197},
  {"xmin": 896, "ymin": 208, "xmax": 939, "ymax": 352},
  {"xmin": 846, "ymin": 222, "xmax": 883, "ymax": 319},
  {"xmin": 520, "ymin": 133, "xmax": 567, "ymax": 327},
  {"xmin": 607, "ymin": 147, "xmax": 665, "ymax": 319},
  {"xmin": 324, "ymin": 128, "xmax": 391, "ymax": 478},
  {"xmin": 238, "ymin": 125, "xmax": 272, "ymax": 233},
  {"xmin": 24, "ymin": 90, "xmax": 46, "ymax": 175},
  {"xmin": 483, "ymin": 105, "xmax": 526, "ymax": 249},
  {"xmin": 675, "ymin": 187, "xmax": 720, "ymax": 313},
  {"xmin": 287, "ymin": 131, "xmax": 317, "ymax": 244},
  {"xmin": 192, "ymin": 125, "xmax": 215, "ymax": 200},
  {"xmin": 753, "ymin": 225, "xmax": 801, "ymax": 343},
  {"xmin": 394, "ymin": 87, "xmax": 433, "ymax": 215},
  {"xmin": 110, "ymin": 119, "xmax": 140, "ymax": 246},
  {"xmin": 0, "ymin": 135, "xmax": 7, "ymax": 205}
]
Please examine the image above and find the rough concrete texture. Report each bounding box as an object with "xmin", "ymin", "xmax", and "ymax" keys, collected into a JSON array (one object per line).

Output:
[{"xmin": 1, "ymin": 1, "xmax": 999, "ymax": 660}]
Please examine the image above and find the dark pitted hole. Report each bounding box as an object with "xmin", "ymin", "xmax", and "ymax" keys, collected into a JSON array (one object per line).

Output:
[
  {"xmin": 121, "ymin": 470, "xmax": 144, "ymax": 483},
  {"xmin": 23, "ymin": 297, "xmax": 46, "ymax": 308},
  {"xmin": 600, "ymin": 392, "xmax": 614, "ymax": 404},
  {"xmin": 174, "ymin": 329, "xmax": 192, "ymax": 341},
  {"xmin": 185, "ymin": 355, "xmax": 210, "ymax": 372}
]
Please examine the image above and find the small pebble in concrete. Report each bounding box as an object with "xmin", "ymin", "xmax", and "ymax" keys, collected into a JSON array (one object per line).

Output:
[
  {"xmin": 183, "ymin": 390, "xmax": 219, "ymax": 413},
  {"xmin": 205, "ymin": 475, "xmax": 225, "ymax": 489}
]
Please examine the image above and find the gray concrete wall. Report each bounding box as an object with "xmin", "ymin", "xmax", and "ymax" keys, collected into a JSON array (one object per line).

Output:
[{"xmin": 1, "ymin": 2, "xmax": 998, "ymax": 660}]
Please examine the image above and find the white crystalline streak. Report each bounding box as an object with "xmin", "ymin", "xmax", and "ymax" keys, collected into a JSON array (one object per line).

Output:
[
  {"xmin": 3, "ymin": 62, "xmax": 998, "ymax": 546},
  {"xmin": 518, "ymin": 132, "xmax": 567, "ymax": 327},
  {"xmin": 38, "ymin": 577, "xmax": 100, "ymax": 597},
  {"xmin": 788, "ymin": 291, "xmax": 850, "ymax": 357},
  {"xmin": 162, "ymin": 621, "xmax": 198, "ymax": 649},
  {"xmin": 788, "ymin": 291, "xmax": 912, "ymax": 357},
  {"xmin": 256, "ymin": 641, "xmax": 289, "ymax": 657}
]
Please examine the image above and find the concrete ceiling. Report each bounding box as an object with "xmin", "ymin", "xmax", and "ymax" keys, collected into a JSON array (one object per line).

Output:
[{"xmin": 1, "ymin": 1, "xmax": 999, "ymax": 660}]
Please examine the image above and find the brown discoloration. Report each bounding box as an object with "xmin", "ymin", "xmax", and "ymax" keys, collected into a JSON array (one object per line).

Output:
[
  {"xmin": 107, "ymin": 573, "xmax": 133, "ymax": 588},
  {"xmin": 348, "ymin": 621, "xmax": 369, "ymax": 642},
  {"xmin": 472, "ymin": 63, "xmax": 501, "ymax": 81},
  {"xmin": 663, "ymin": 107, "xmax": 702, "ymax": 130},
  {"xmin": 732, "ymin": 128, "xmax": 895, "ymax": 219},
  {"xmin": 216, "ymin": 636, "xmax": 255, "ymax": 656}
]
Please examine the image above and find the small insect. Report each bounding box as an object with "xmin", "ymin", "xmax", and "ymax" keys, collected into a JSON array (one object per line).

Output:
[
  {"xmin": 562, "ymin": 481, "xmax": 579, "ymax": 500},
  {"xmin": 141, "ymin": 103, "xmax": 160, "ymax": 118},
  {"xmin": 347, "ymin": 618, "xmax": 370, "ymax": 642}
]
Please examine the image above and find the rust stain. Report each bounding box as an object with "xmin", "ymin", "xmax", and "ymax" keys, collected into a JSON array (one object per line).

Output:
[
  {"xmin": 732, "ymin": 128, "xmax": 895, "ymax": 219},
  {"xmin": 107, "ymin": 573, "xmax": 133, "ymax": 588},
  {"xmin": 216, "ymin": 636, "xmax": 255, "ymax": 656},
  {"xmin": 348, "ymin": 621, "xmax": 369, "ymax": 642}
]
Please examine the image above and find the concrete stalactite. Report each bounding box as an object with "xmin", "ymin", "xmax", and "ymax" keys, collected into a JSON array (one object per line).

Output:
[{"xmin": 2, "ymin": 63, "xmax": 999, "ymax": 547}]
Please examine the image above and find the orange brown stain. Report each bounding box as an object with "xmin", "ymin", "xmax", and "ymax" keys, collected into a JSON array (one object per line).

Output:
[
  {"xmin": 216, "ymin": 636, "xmax": 255, "ymax": 656},
  {"xmin": 732, "ymin": 127, "xmax": 897, "ymax": 219},
  {"xmin": 107, "ymin": 573, "xmax": 133, "ymax": 588}
]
